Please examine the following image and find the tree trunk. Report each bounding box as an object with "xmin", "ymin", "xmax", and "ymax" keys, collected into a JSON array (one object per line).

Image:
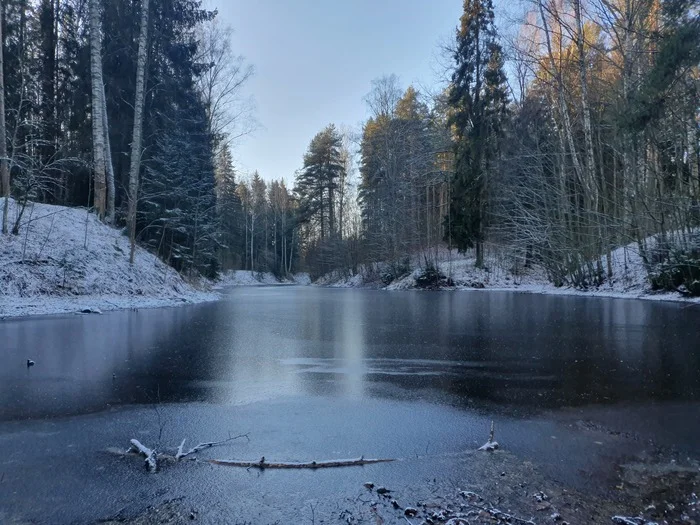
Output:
[
  {"xmin": 102, "ymin": 81, "xmax": 115, "ymax": 223},
  {"xmin": 538, "ymin": 0, "xmax": 585, "ymax": 192},
  {"xmin": 573, "ymin": 0, "xmax": 597, "ymax": 206},
  {"xmin": 128, "ymin": 0, "xmax": 149, "ymax": 264},
  {"xmin": 89, "ymin": 0, "xmax": 107, "ymax": 220},
  {"xmin": 689, "ymin": 110, "xmax": 699, "ymax": 199},
  {"xmin": 287, "ymin": 229, "xmax": 294, "ymax": 274},
  {"xmin": 573, "ymin": 0, "xmax": 600, "ymax": 264},
  {"xmin": 250, "ymin": 214, "xmax": 255, "ymax": 271},
  {"xmin": 0, "ymin": 3, "xmax": 10, "ymax": 235}
]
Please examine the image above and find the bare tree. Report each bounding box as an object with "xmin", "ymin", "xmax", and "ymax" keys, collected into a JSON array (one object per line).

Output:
[
  {"xmin": 128, "ymin": 0, "xmax": 149, "ymax": 264},
  {"xmin": 363, "ymin": 74, "xmax": 402, "ymax": 119},
  {"xmin": 195, "ymin": 19, "xmax": 254, "ymax": 148}
]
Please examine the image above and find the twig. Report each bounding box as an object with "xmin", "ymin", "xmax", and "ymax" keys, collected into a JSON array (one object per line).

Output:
[
  {"xmin": 37, "ymin": 213, "xmax": 56, "ymax": 260},
  {"xmin": 211, "ymin": 456, "xmax": 395, "ymax": 469},
  {"xmin": 21, "ymin": 203, "xmax": 35, "ymax": 262},
  {"xmin": 175, "ymin": 433, "xmax": 250, "ymax": 460},
  {"xmin": 460, "ymin": 490, "xmax": 535, "ymax": 525},
  {"xmin": 487, "ymin": 508, "xmax": 536, "ymax": 525}
]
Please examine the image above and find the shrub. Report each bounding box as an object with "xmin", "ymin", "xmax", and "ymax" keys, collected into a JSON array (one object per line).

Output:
[
  {"xmin": 649, "ymin": 244, "xmax": 700, "ymax": 296},
  {"xmin": 415, "ymin": 263, "xmax": 447, "ymax": 289},
  {"xmin": 380, "ymin": 257, "xmax": 412, "ymax": 285}
]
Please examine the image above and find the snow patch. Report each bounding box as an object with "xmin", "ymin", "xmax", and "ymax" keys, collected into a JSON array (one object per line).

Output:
[
  {"xmin": 213, "ymin": 270, "xmax": 311, "ymax": 288},
  {"xmin": 292, "ymin": 272, "xmax": 312, "ymax": 286}
]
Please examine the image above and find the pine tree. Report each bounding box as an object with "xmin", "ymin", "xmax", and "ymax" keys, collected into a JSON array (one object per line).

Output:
[
  {"xmin": 215, "ymin": 145, "xmax": 245, "ymax": 270},
  {"xmin": 446, "ymin": 0, "xmax": 508, "ymax": 267},
  {"xmin": 295, "ymin": 125, "xmax": 345, "ymax": 241},
  {"xmin": 249, "ymin": 171, "xmax": 267, "ymax": 272}
]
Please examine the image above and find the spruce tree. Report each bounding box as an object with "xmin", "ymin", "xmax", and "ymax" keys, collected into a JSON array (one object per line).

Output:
[{"xmin": 446, "ymin": 0, "xmax": 508, "ymax": 267}]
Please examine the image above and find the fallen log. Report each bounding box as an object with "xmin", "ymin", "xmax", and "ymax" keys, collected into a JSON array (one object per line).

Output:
[{"xmin": 211, "ymin": 456, "xmax": 394, "ymax": 469}]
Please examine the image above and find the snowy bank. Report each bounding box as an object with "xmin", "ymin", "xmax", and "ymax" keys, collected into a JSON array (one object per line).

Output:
[
  {"xmin": 316, "ymin": 242, "xmax": 700, "ymax": 304},
  {"xmin": 214, "ymin": 270, "xmax": 311, "ymax": 288},
  {"xmin": 0, "ymin": 199, "xmax": 219, "ymax": 318}
]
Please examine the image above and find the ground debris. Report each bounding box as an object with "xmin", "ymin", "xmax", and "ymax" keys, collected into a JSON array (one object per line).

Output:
[{"xmin": 350, "ymin": 483, "xmax": 538, "ymax": 525}]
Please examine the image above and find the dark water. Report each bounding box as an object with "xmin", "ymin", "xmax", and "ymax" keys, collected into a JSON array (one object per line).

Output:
[{"xmin": 2, "ymin": 287, "xmax": 699, "ymax": 421}]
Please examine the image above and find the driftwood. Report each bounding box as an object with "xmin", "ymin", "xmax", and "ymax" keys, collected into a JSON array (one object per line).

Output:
[
  {"xmin": 175, "ymin": 433, "xmax": 250, "ymax": 460},
  {"xmin": 129, "ymin": 439, "xmax": 158, "ymax": 472},
  {"xmin": 612, "ymin": 518, "xmax": 645, "ymax": 525},
  {"xmin": 478, "ymin": 420, "xmax": 499, "ymax": 451},
  {"xmin": 211, "ymin": 456, "xmax": 394, "ymax": 469},
  {"xmin": 122, "ymin": 435, "xmax": 392, "ymax": 474}
]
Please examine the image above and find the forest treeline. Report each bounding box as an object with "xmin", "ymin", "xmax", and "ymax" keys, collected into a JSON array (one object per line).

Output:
[{"xmin": 1, "ymin": 0, "xmax": 698, "ymax": 293}]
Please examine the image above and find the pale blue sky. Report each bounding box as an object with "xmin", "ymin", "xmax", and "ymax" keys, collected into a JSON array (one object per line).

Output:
[{"xmin": 214, "ymin": 1, "xmax": 466, "ymax": 183}]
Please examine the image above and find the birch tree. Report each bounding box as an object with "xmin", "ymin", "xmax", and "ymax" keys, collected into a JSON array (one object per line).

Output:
[
  {"xmin": 89, "ymin": 0, "xmax": 107, "ymax": 220},
  {"xmin": 102, "ymin": 81, "xmax": 115, "ymax": 223},
  {"xmin": 128, "ymin": 0, "xmax": 149, "ymax": 264},
  {"xmin": 0, "ymin": 2, "xmax": 9, "ymax": 235}
]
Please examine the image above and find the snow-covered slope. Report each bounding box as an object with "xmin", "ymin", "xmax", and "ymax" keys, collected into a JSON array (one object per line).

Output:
[
  {"xmin": 316, "ymin": 242, "xmax": 699, "ymax": 303},
  {"xmin": 0, "ymin": 199, "xmax": 218, "ymax": 318}
]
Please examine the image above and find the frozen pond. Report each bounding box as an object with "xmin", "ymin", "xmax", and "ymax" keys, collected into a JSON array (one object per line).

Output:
[{"xmin": 2, "ymin": 287, "xmax": 699, "ymax": 420}]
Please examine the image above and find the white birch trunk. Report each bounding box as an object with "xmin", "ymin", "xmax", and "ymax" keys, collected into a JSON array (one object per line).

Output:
[
  {"xmin": 573, "ymin": 0, "xmax": 598, "ymax": 213},
  {"xmin": 537, "ymin": 0, "xmax": 584, "ymax": 190},
  {"xmin": 89, "ymin": 0, "xmax": 107, "ymax": 220},
  {"xmin": 101, "ymin": 81, "xmax": 115, "ymax": 223},
  {"xmin": 128, "ymin": 0, "xmax": 149, "ymax": 264},
  {"xmin": 0, "ymin": 3, "xmax": 10, "ymax": 234}
]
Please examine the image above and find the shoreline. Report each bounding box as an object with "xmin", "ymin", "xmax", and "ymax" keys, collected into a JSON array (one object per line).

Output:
[
  {"xmin": 3, "ymin": 280, "xmax": 697, "ymax": 321},
  {"xmin": 0, "ymin": 271, "xmax": 310, "ymax": 320},
  {"xmin": 0, "ymin": 290, "xmax": 221, "ymax": 320},
  {"xmin": 316, "ymin": 277, "xmax": 700, "ymax": 305},
  {"xmin": 0, "ymin": 268, "xmax": 315, "ymax": 320}
]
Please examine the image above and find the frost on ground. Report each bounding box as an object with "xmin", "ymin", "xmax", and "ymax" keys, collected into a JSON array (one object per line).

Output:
[
  {"xmin": 214, "ymin": 270, "xmax": 310, "ymax": 288},
  {"xmin": 0, "ymin": 199, "xmax": 218, "ymax": 318},
  {"xmin": 317, "ymin": 241, "xmax": 700, "ymax": 304}
]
